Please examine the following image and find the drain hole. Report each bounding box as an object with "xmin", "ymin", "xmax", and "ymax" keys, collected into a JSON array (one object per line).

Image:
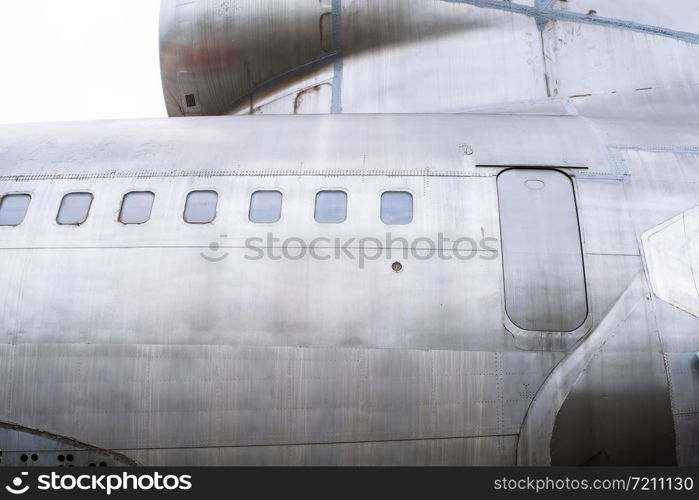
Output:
[
  {"xmin": 20, "ymin": 454, "xmax": 28, "ymax": 462},
  {"xmin": 57, "ymin": 454, "xmax": 65, "ymax": 462},
  {"xmin": 31, "ymin": 453, "xmax": 38, "ymax": 461},
  {"xmin": 66, "ymin": 454, "xmax": 74, "ymax": 462},
  {"xmin": 100, "ymin": 461, "xmax": 107, "ymax": 467},
  {"xmin": 185, "ymin": 94, "xmax": 197, "ymax": 108}
]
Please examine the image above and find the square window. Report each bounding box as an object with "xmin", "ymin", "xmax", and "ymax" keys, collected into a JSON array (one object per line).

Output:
[
  {"xmin": 381, "ymin": 191, "xmax": 413, "ymax": 225},
  {"xmin": 0, "ymin": 194, "xmax": 31, "ymax": 226},
  {"xmin": 249, "ymin": 190, "xmax": 282, "ymax": 223},
  {"xmin": 184, "ymin": 190, "xmax": 218, "ymax": 223},
  {"xmin": 120, "ymin": 191, "xmax": 154, "ymax": 224},
  {"xmin": 57, "ymin": 192, "xmax": 93, "ymax": 225},
  {"xmin": 315, "ymin": 190, "xmax": 347, "ymax": 224}
]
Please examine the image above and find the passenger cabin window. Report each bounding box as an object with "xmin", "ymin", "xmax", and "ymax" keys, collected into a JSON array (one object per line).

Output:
[
  {"xmin": 184, "ymin": 190, "xmax": 218, "ymax": 223},
  {"xmin": 381, "ymin": 191, "xmax": 413, "ymax": 225},
  {"xmin": 119, "ymin": 191, "xmax": 154, "ymax": 224},
  {"xmin": 0, "ymin": 194, "xmax": 31, "ymax": 226},
  {"xmin": 249, "ymin": 190, "xmax": 282, "ymax": 223},
  {"xmin": 315, "ymin": 190, "xmax": 347, "ymax": 224},
  {"xmin": 57, "ymin": 192, "xmax": 93, "ymax": 225}
]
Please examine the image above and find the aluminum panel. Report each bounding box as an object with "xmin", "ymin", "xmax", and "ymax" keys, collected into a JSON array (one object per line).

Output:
[
  {"xmin": 665, "ymin": 353, "xmax": 699, "ymax": 465},
  {"xmin": 498, "ymin": 169, "xmax": 587, "ymax": 332}
]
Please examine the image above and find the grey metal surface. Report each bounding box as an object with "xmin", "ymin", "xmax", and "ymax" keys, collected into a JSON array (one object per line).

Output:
[
  {"xmin": 1, "ymin": 0, "xmax": 699, "ymax": 466},
  {"xmin": 159, "ymin": 0, "xmax": 699, "ymax": 117},
  {"xmin": 0, "ymin": 343, "xmax": 560, "ymax": 455},
  {"xmin": 0, "ymin": 103, "xmax": 697, "ymax": 464},
  {"xmin": 124, "ymin": 435, "xmax": 519, "ymax": 466},
  {"xmin": 497, "ymin": 169, "xmax": 587, "ymax": 333},
  {"xmin": 0, "ymin": 424, "xmax": 134, "ymax": 467},
  {"xmin": 664, "ymin": 353, "xmax": 699, "ymax": 466},
  {"xmin": 549, "ymin": 275, "xmax": 676, "ymax": 465}
]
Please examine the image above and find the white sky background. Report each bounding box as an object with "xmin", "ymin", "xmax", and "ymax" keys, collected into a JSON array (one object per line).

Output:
[{"xmin": 0, "ymin": 0, "xmax": 166, "ymax": 124}]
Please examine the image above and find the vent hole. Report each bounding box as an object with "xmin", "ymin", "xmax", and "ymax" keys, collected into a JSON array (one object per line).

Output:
[
  {"xmin": 66, "ymin": 454, "xmax": 74, "ymax": 462},
  {"xmin": 392, "ymin": 261, "xmax": 403, "ymax": 273},
  {"xmin": 57, "ymin": 454, "xmax": 65, "ymax": 462},
  {"xmin": 31, "ymin": 453, "xmax": 38, "ymax": 461},
  {"xmin": 185, "ymin": 94, "xmax": 197, "ymax": 108},
  {"xmin": 99, "ymin": 461, "xmax": 107, "ymax": 467},
  {"xmin": 20, "ymin": 454, "xmax": 28, "ymax": 462}
]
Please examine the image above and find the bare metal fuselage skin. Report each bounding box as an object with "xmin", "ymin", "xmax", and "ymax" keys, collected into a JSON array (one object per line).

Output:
[{"xmin": 1, "ymin": 0, "xmax": 699, "ymax": 466}]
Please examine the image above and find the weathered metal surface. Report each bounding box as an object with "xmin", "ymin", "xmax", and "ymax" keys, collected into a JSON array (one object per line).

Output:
[
  {"xmin": 0, "ymin": 102, "xmax": 697, "ymax": 464},
  {"xmin": 1, "ymin": 0, "xmax": 699, "ymax": 466},
  {"xmin": 160, "ymin": 0, "xmax": 699, "ymax": 116},
  {"xmin": 125, "ymin": 435, "xmax": 519, "ymax": 466},
  {"xmin": 0, "ymin": 114, "xmax": 607, "ymax": 177},
  {"xmin": 497, "ymin": 169, "xmax": 587, "ymax": 333},
  {"xmin": 0, "ymin": 424, "xmax": 135, "ymax": 467},
  {"xmin": 548, "ymin": 275, "xmax": 676, "ymax": 465},
  {"xmin": 643, "ymin": 206, "xmax": 699, "ymax": 319},
  {"xmin": 0, "ymin": 344, "xmax": 559, "ymax": 455},
  {"xmin": 664, "ymin": 353, "xmax": 699, "ymax": 466}
]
